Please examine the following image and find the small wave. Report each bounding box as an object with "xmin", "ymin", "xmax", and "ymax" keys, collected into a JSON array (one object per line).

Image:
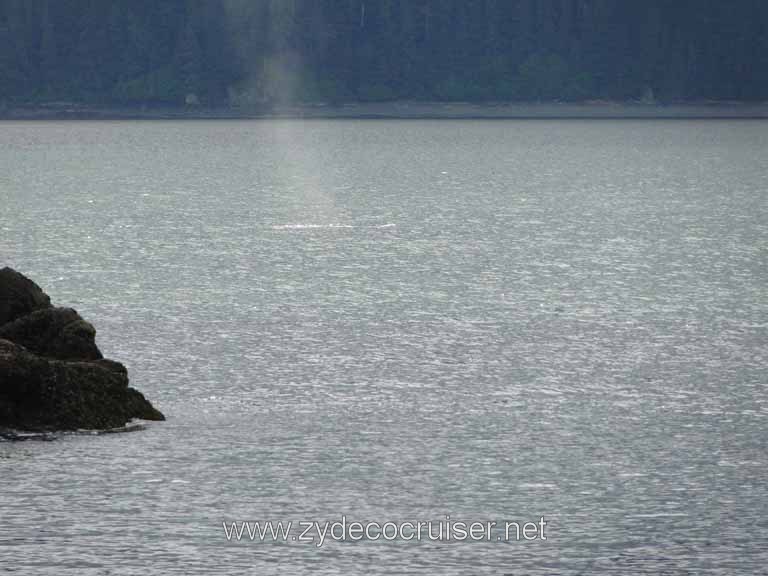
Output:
[
  {"xmin": 271, "ymin": 224, "xmax": 356, "ymax": 230},
  {"xmin": 271, "ymin": 223, "xmax": 396, "ymax": 230},
  {"xmin": 1, "ymin": 430, "xmax": 58, "ymax": 442},
  {"xmin": 518, "ymin": 483, "xmax": 557, "ymax": 490},
  {"xmin": 632, "ymin": 512, "xmax": 689, "ymax": 518},
  {"xmin": 0, "ymin": 422, "xmax": 147, "ymax": 442}
]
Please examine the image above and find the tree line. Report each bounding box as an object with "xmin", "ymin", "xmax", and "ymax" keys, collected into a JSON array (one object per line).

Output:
[{"xmin": 1, "ymin": 0, "xmax": 766, "ymax": 107}]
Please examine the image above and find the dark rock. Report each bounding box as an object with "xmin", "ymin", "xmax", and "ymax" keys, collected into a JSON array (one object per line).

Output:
[
  {"xmin": 0, "ymin": 339, "xmax": 164, "ymax": 431},
  {"xmin": 0, "ymin": 268, "xmax": 164, "ymax": 433},
  {"xmin": 0, "ymin": 307, "xmax": 103, "ymax": 361},
  {"xmin": 0, "ymin": 267, "xmax": 51, "ymax": 326}
]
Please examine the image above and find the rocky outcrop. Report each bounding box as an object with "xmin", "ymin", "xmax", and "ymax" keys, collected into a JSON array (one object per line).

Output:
[
  {"xmin": 0, "ymin": 339, "xmax": 163, "ymax": 430},
  {"xmin": 0, "ymin": 267, "xmax": 164, "ymax": 433},
  {"xmin": 0, "ymin": 307, "xmax": 103, "ymax": 361},
  {"xmin": 0, "ymin": 267, "xmax": 51, "ymax": 326}
]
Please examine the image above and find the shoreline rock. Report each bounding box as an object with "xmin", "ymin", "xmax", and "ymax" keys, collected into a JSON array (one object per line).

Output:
[
  {"xmin": 0, "ymin": 307, "xmax": 103, "ymax": 361},
  {"xmin": 0, "ymin": 267, "xmax": 164, "ymax": 434},
  {"xmin": 0, "ymin": 267, "xmax": 51, "ymax": 325}
]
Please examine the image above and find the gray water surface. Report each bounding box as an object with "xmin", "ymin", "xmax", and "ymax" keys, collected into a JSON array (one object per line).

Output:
[{"xmin": 1, "ymin": 120, "xmax": 767, "ymax": 575}]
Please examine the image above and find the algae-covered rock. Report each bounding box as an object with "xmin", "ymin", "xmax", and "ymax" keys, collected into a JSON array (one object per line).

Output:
[
  {"xmin": 0, "ymin": 307, "xmax": 103, "ymax": 361},
  {"xmin": 0, "ymin": 268, "xmax": 164, "ymax": 433},
  {"xmin": 0, "ymin": 267, "xmax": 52, "ymax": 326},
  {"xmin": 0, "ymin": 339, "xmax": 163, "ymax": 431}
]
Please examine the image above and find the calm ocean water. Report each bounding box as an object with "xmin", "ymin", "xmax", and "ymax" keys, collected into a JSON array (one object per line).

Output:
[{"xmin": 1, "ymin": 119, "xmax": 767, "ymax": 575}]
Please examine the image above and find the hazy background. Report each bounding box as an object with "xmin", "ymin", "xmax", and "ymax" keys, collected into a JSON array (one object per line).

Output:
[{"xmin": 1, "ymin": 0, "xmax": 767, "ymax": 108}]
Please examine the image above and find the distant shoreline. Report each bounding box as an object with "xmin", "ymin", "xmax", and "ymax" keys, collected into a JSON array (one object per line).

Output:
[{"xmin": 3, "ymin": 101, "xmax": 768, "ymax": 120}]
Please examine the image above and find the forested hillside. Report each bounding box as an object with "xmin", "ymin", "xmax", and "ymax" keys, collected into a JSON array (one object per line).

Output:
[{"xmin": 1, "ymin": 0, "xmax": 766, "ymax": 107}]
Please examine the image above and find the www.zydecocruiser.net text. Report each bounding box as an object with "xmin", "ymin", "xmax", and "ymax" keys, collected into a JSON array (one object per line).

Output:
[{"xmin": 223, "ymin": 516, "xmax": 548, "ymax": 547}]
